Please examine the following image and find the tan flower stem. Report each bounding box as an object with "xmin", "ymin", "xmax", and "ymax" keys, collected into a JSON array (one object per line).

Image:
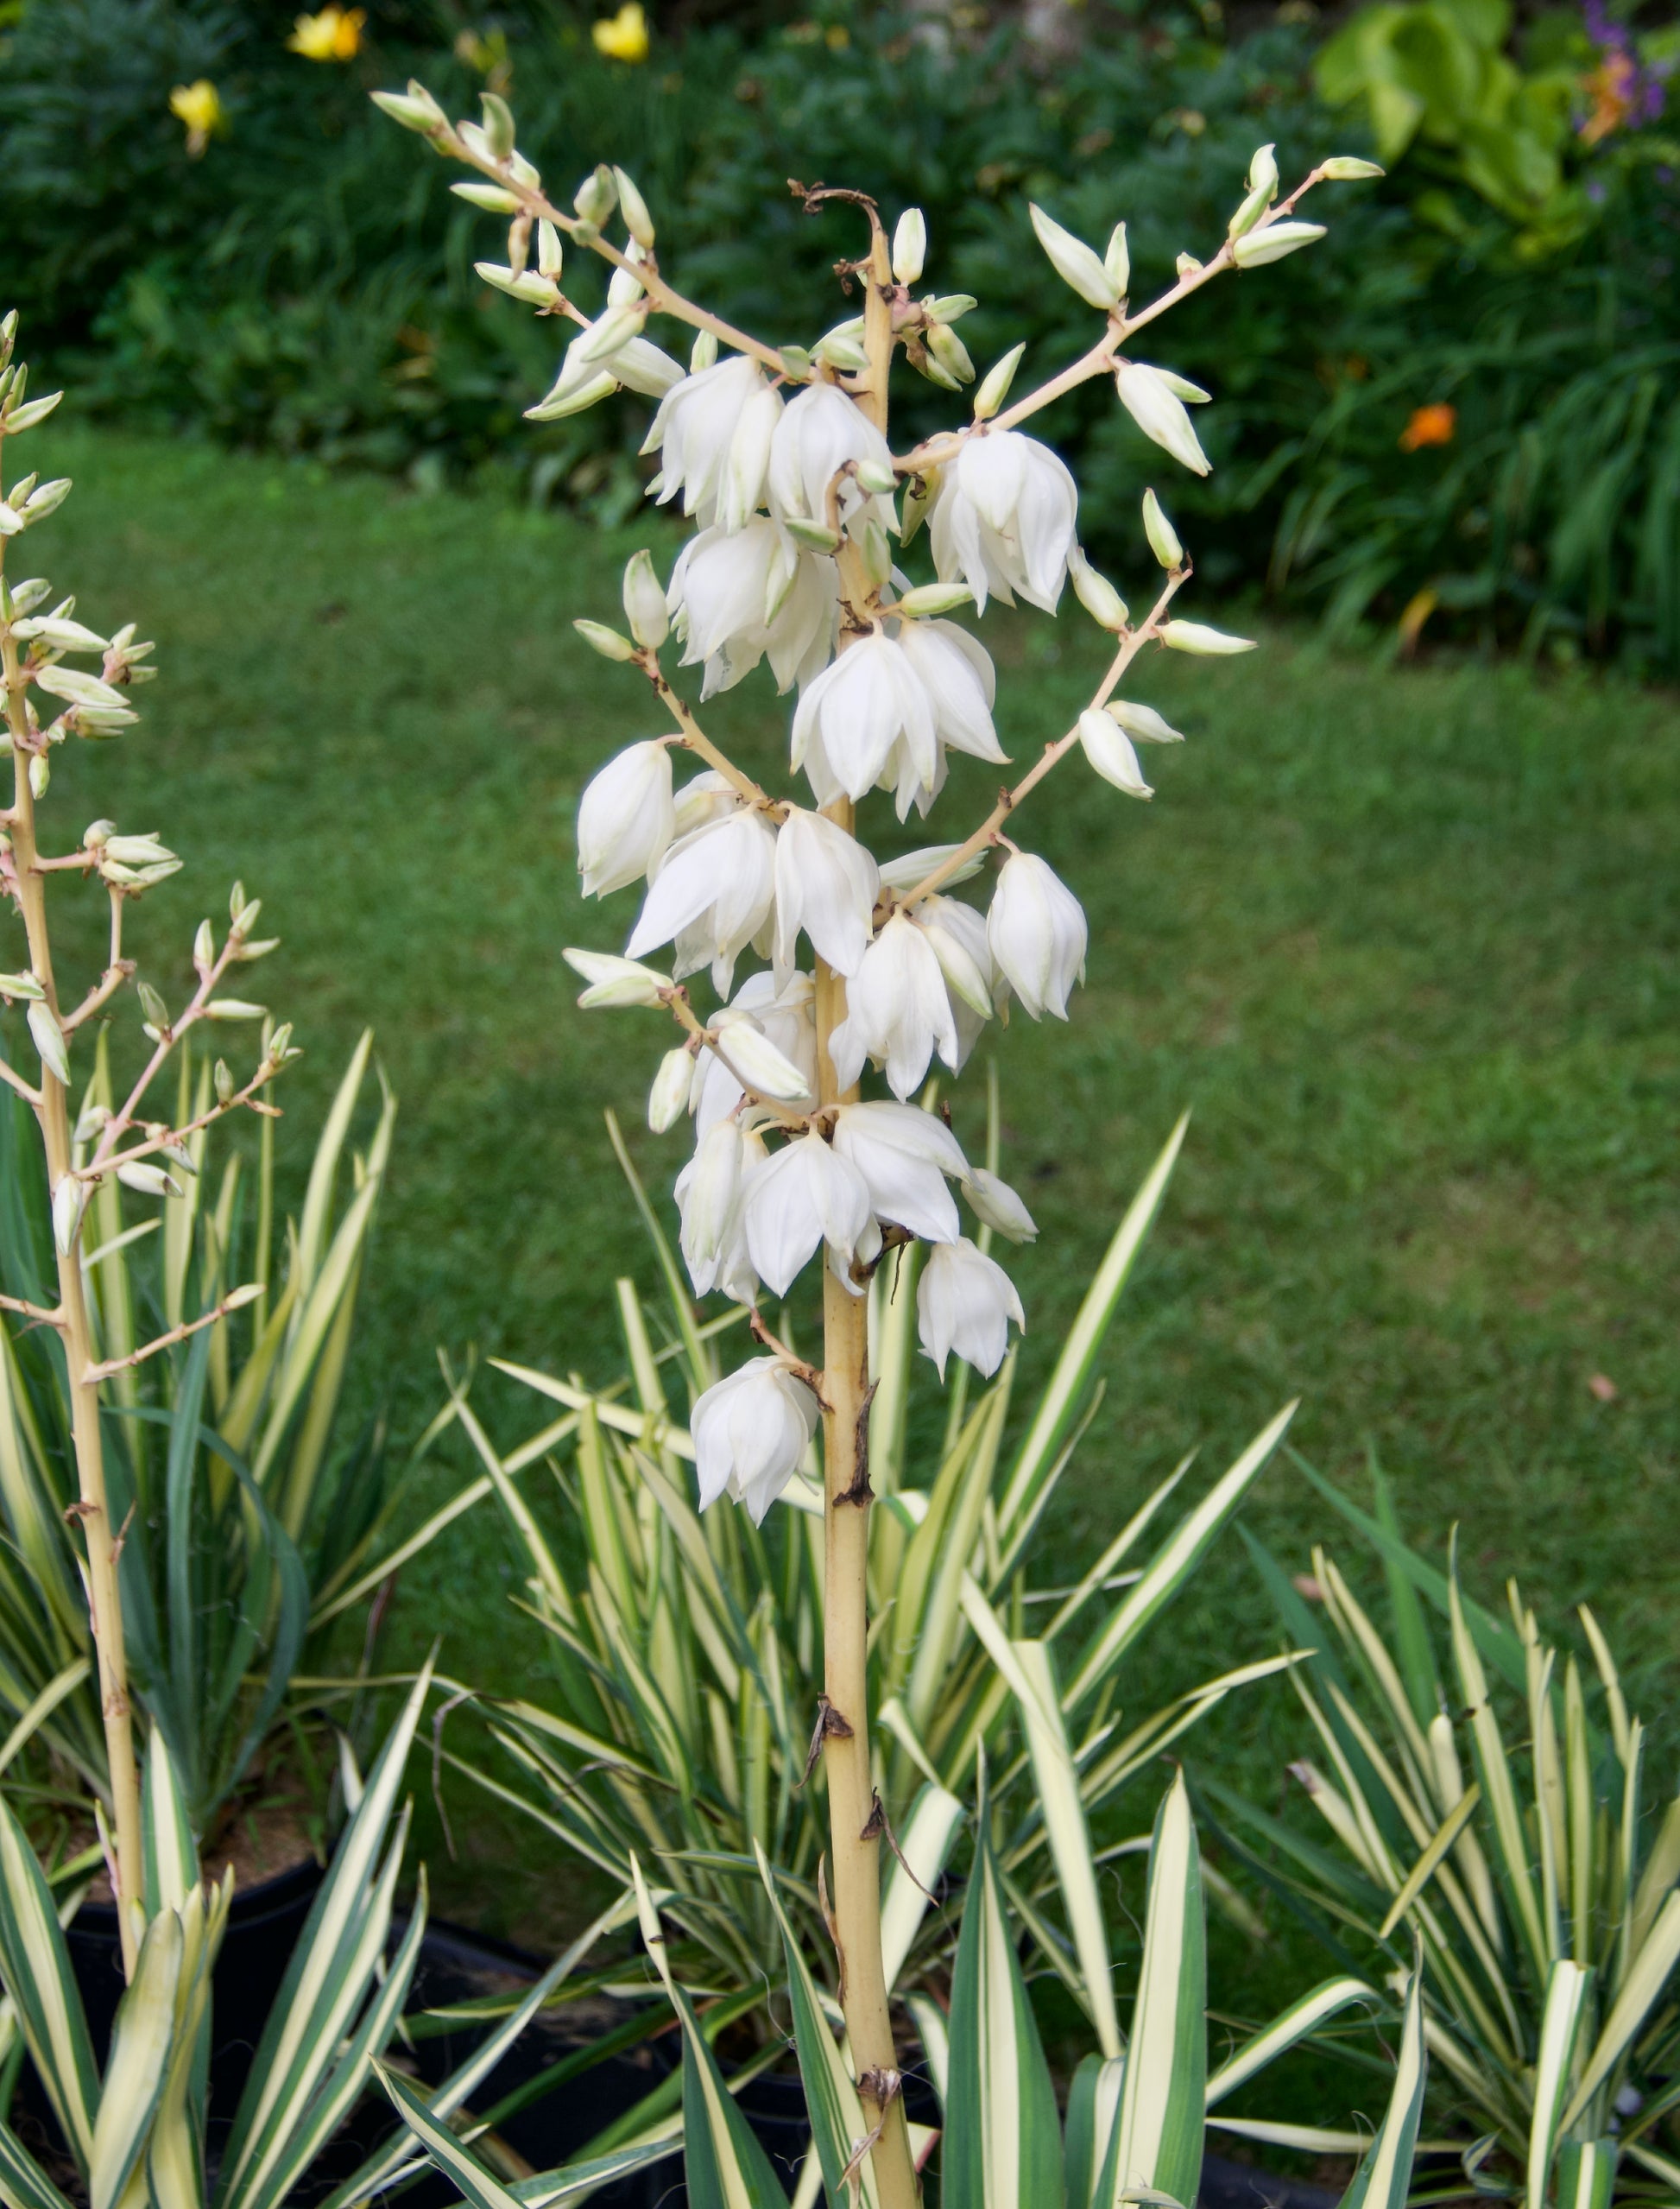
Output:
[
  {"xmin": 641, "ymin": 657, "xmax": 782, "ymax": 814},
  {"xmin": 0, "ymin": 530, "xmax": 145, "ymax": 1975},
  {"xmin": 895, "ymin": 565, "xmax": 1191, "ymax": 913},
  {"xmin": 810, "ymin": 212, "xmax": 920, "ymax": 2209}
]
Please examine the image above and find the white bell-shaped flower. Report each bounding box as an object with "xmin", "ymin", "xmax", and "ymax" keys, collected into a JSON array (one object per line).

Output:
[
  {"xmin": 773, "ymin": 808, "xmax": 880, "ymax": 984},
  {"xmin": 828, "ymin": 912, "xmax": 958, "ymax": 1100},
  {"xmin": 1076, "ymin": 708, "xmax": 1152, "ymax": 800},
  {"xmin": 675, "ymin": 1117, "xmax": 761, "ymax": 1298},
  {"xmin": 894, "ymin": 619, "xmax": 1006, "ymax": 768},
  {"xmin": 576, "ymin": 740, "xmax": 675, "ymax": 897},
  {"xmin": 692, "ymin": 972, "xmax": 818, "ymax": 1135},
  {"xmin": 642, "ymin": 355, "xmax": 777, "ymax": 524},
  {"xmin": 668, "ymin": 519, "xmax": 838, "ymax": 698},
  {"xmin": 742, "ymin": 1130, "xmax": 873, "ymax": 1296},
  {"xmin": 928, "ymin": 431, "xmax": 1078, "ymax": 611},
  {"xmin": 792, "ymin": 632, "xmax": 934, "ymax": 807},
  {"xmin": 917, "ymin": 892, "xmax": 998, "ymax": 1067},
  {"xmin": 769, "ymin": 383, "xmax": 894, "ymax": 528},
  {"xmin": 627, "ymin": 806, "xmax": 777, "ymax": 996},
  {"xmin": 961, "ymin": 1168, "xmax": 1038, "ymax": 1243},
  {"xmin": 917, "ymin": 1237, "xmax": 1025, "ymax": 1377},
  {"xmin": 987, "ymin": 851, "xmax": 1088, "ymax": 1020},
  {"xmin": 1114, "ymin": 364, "xmax": 1211, "ymax": 477},
  {"xmin": 692, "ymin": 1358, "xmax": 820, "ymax": 1523},
  {"xmin": 672, "ymin": 769, "xmax": 740, "ymax": 839},
  {"xmin": 831, "ymin": 1100, "xmax": 967, "ymax": 1244}
]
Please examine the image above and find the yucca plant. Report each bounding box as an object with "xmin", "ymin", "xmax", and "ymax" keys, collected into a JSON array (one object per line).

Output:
[
  {"xmin": 379, "ymin": 1766, "xmax": 1436, "ymax": 2209},
  {"xmin": 437, "ymin": 1110, "xmax": 1300, "ymax": 2033},
  {"xmin": 1212, "ymin": 1470, "xmax": 1680, "ymax": 2202},
  {"xmin": 0, "ymin": 1025, "xmax": 414, "ymax": 1847}
]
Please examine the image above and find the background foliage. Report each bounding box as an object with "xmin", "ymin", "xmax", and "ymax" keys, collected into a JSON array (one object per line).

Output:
[{"xmin": 2, "ymin": 0, "xmax": 1678, "ymax": 664}]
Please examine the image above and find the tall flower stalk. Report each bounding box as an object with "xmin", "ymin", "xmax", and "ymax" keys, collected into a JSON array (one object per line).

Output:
[
  {"xmin": 378, "ymin": 82, "xmax": 1383, "ymax": 2202},
  {"xmin": 0, "ymin": 315, "xmax": 295, "ymax": 1972}
]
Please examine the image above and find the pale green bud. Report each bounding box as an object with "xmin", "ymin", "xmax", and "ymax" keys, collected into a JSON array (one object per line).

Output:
[
  {"xmin": 1029, "ymin": 204, "xmax": 1120, "ymax": 310},
  {"xmin": 1142, "ymin": 488, "xmax": 1184, "ymax": 569},
  {"xmin": 452, "ymin": 180, "xmax": 521, "ymax": 212},
  {"xmin": 647, "ymin": 1046, "xmax": 693, "ymax": 1132},
  {"xmin": 193, "ymin": 918, "xmax": 215, "ymax": 969},
  {"xmin": 1108, "ymin": 699, "xmax": 1184, "ymax": 744},
  {"xmin": 103, "ymin": 832, "xmax": 175, "ymax": 866},
  {"xmin": 892, "ymin": 206, "xmax": 927, "ymax": 287},
  {"xmin": 575, "ymin": 301, "xmax": 647, "ymax": 363},
  {"xmin": 205, "ymin": 997, "xmax": 267, "ymax": 1021},
  {"xmin": 1232, "ymin": 221, "xmax": 1326, "ymax": 269},
  {"xmin": 479, "ymin": 92, "xmax": 516, "ymax": 159},
  {"xmin": 229, "ymin": 880, "xmax": 248, "ymax": 921},
  {"xmin": 371, "ymin": 82, "xmax": 447, "ymax": 133},
  {"xmin": 1159, "ymin": 618, "xmax": 1255, "ymax": 655},
  {"xmin": 613, "ymin": 168, "xmax": 656, "ymax": 248},
  {"xmin": 53, "ymin": 1176, "xmax": 85, "ymax": 1255},
  {"xmin": 1247, "ymin": 142, "xmax": 1279, "ymax": 199},
  {"xmin": 233, "ymin": 936, "xmax": 280, "ymax": 962},
  {"xmin": 573, "ymin": 618, "xmax": 638, "ymax": 661},
  {"xmin": 778, "ymin": 344, "xmax": 813, "ymax": 382},
  {"xmin": 231, "ymin": 892, "xmax": 262, "ymax": 936},
  {"xmin": 711, "ymin": 1016, "xmax": 811, "ymax": 1104},
  {"xmin": 214, "ymin": 1058, "xmax": 235, "ymax": 1105},
  {"xmin": 854, "ymin": 458, "xmax": 899, "ymax": 497},
  {"xmin": 925, "ymin": 320, "xmax": 975, "ymax": 384},
  {"xmin": 923, "ymin": 293, "xmax": 976, "ymax": 322},
  {"xmin": 895, "ymin": 581, "xmax": 973, "ymax": 618},
  {"xmin": 28, "ymin": 754, "xmax": 47, "ymax": 800},
  {"xmin": 563, "ymin": 947, "xmax": 672, "ymax": 1009},
  {"xmin": 573, "ymin": 164, "xmax": 617, "ymax": 226},
  {"xmin": 812, "ymin": 320, "xmax": 868, "ymax": 372},
  {"xmin": 972, "ymin": 342, "xmax": 1025, "ymax": 421},
  {"xmin": 856, "ymin": 516, "xmax": 893, "ymax": 590},
  {"xmin": 117, "ymin": 1161, "xmax": 181, "ymax": 1199},
  {"xmin": 27, "ymin": 999, "xmax": 67, "ymax": 1083},
  {"xmin": 1105, "ymin": 222, "xmax": 1130, "ymax": 297},
  {"xmin": 21, "ymin": 478, "xmax": 70, "ymax": 522},
  {"xmin": 622, "ymin": 549, "xmax": 669, "ymax": 649},
  {"xmin": 1321, "ymin": 156, "xmax": 1385, "ymax": 180},
  {"xmin": 537, "ymin": 219, "xmax": 564, "ymax": 279},
  {"xmin": 3, "ymin": 392, "xmax": 61, "ymax": 434},
  {"xmin": 1228, "ymin": 182, "xmax": 1273, "ymax": 240},
  {"xmin": 224, "ymin": 1282, "xmax": 263, "ymax": 1312},
  {"xmin": 783, "ymin": 517, "xmax": 841, "ymax": 555},
  {"xmin": 0, "ymin": 971, "xmax": 44, "ymax": 1001},
  {"xmin": 1176, "ymin": 251, "xmax": 1202, "ymax": 279},
  {"xmin": 1067, "ymin": 547, "xmax": 1128, "ymax": 632},
  {"xmin": 691, "ymin": 329, "xmax": 718, "ymax": 372}
]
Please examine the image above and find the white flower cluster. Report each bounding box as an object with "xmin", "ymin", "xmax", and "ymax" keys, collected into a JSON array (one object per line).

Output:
[{"xmin": 400, "ymin": 130, "xmax": 1379, "ymax": 1523}]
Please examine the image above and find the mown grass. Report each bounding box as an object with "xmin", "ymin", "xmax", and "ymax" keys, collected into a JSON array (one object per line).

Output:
[{"xmin": 16, "ymin": 427, "xmax": 1679, "ymax": 2059}]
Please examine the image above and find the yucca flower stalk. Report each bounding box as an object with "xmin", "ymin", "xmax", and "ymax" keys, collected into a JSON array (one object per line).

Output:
[
  {"xmin": 378, "ymin": 84, "xmax": 1382, "ymax": 2203},
  {"xmin": 0, "ymin": 315, "xmax": 310, "ymax": 1971}
]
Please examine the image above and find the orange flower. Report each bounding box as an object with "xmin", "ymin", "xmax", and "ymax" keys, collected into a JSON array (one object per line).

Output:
[
  {"xmin": 1579, "ymin": 51, "xmax": 1636, "ymax": 147},
  {"xmin": 1399, "ymin": 403, "xmax": 1456, "ymax": 453},
  {"xmin": 287, "ymin": 5, "xmax": 365, "ymax": 60}
]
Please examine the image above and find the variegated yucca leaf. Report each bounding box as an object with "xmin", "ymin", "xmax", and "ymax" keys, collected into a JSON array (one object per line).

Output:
[
  {"xmin": 944, "ymin": 1776, "xmax": 1063, "ymax": 2209},
  {"xmin": 631, "ymin": 1858, "xmax": 788, "ymax": 2209},
  {"xmin": 880, "ymin": 1780, "xmax": 964, "ymax": 1994},
  {"xmin": 1204, "ymin": 1977, "xmax": 1382, "ymax": 2105},
  {"xmin": 1101, "ymin": 1769, "xmax": 1204, "ymax": 2209},
  {"xmin": 1555, "ymin": 2138, "xmax": 1619, "ymax": 2209},
  {"xmin": 755, "ymin": 1842, "xmax": 881, "ymax": 2209},
  {"xmin": 0, "ymin": 2119, "xmax": 73, "ymax": 2209},
  {"xmin": 0, "ymin": 1788, "xmax": 98, "ymax": 2168},
  {"xmin": 1525, "ymin": 1961, "xmax": 1592, "ymax": 2209},
  {"xmin": 1336, "ymin": 1961, "xmax": 1426, "ymax": 2209},
  {"xmin": 90, "ymin": 1906, "xmax": 183, "ymax": 2209},
  {"xmin": 375, "ymin": 2064, "xmax": 524, "ymax": 2209},
  {"xmin": 1065, "ymin": 2054, "xmax": 1126, "ymax": 2209}
]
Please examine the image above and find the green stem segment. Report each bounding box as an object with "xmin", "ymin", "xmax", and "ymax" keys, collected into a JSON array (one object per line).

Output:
[
  {"xmin": 813, "ymin": 217, "xmax": 921, "ymax": 2209},
  {"xmin": 1, "ymin": 511, "xmax": 146, "ymax": 1978}
]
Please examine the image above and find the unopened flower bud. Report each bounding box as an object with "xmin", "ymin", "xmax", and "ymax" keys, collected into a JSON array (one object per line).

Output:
[
  {"xmin": 1248, "ymin": 142, "xmax": 1279, "ymax": 199},
  {"xmin": 138, "ymin": 982, "xmax": 171, "ymax": 1031},
  {"xmin": 622, "ymin": 549, "xmax": 668, "ymax": 649},
  {"xmin": 229, "ymin": 880, "xmax": 248, "ymax": 921},
  {"xmin": 1077, "ymin": 707, "xmax": 1152, "ymax": 799},
  {"xmin": 691, "ymin": 330, "xmax": 718, "ymax": 373},
  {"xmin": 193, "ymin": 919, "xmax": 215, "ymax": 969},
  {"xmin": 268, "ymin": 1021, "xmax": 295, "ymax": 1060},
  {"xmin": 1105, "ymin": 222, "xmax": 1130, "ymax": 297},
  {"xmin": 28, "ymin": 999, "xmax": 68, "ymax": 1083},
  {"xmin": 53, "ymin": 1176, "xmax": 85, "ymax": 1254},
  {"xmin": 1029, "ymin": 204, "xmax": 1120, "ymax": 310},
  {"xmin": 962, "ymin": 1168, "xmax": 1038, "ymax": 1243},
  {"xmin": 856, "ymin": 515, "xmax": 893, "ymax": 589},
  {"xmin": 972, "ymin": 342, "xmax": 1025, "ymax": 422},
  {"xmin": 0, "ymin": 970, "xmax": 43, "ymax": 1001},
  {"xmin": 1233, "ymin": 221, "xmax": 1325, "ymax": 269},
  {"xmin": 613, "ymin": 168, "xmax": 655, "ymax": 248},
  {"xmin": 647, "ymin": 1046, "xmax": 693, "ymax": 1133},
  {"xmin": 574, "ymin": 163, "xmax": 617, "ymax": 226},
  {"xmin": 1068, "ymin": 547, "xmax": 1128, "ymax": 632},
  {"xmin": 475, "ymin": 262, "xmax": 559, "ymax": 307},
  {"xmin": 1159, "ymin": 618, "xmax": 1256, "ymax": 655},
  {"xmin": 1108, "ymin": 699, "xmax": 1184, "ymax": 745},
  {"xmin": 479, "ymin": 92, "xmax": 516, "ymax": 159},
  {"xmin": 214, "ymin": 1059, "xmax": 235, "ymax": 1105},
  {"xmin": 537, "ymin": 219, "xmax": 564, "ymax": 279},
  {"xmin": 711, "ymin": 1016, "xmax": 811, "ymax": 1104},
  {"xmin": 854, "ymin": 457, "xmax": 899, "ymax": 497},
  {"xmin": 372, "ymin": 80, "xmax": 448, "ymax": 134},
  {"xmin": 103, "ymin": 832, "xmax": 175, "ymax": 867},
  {"xmin": 1321, "ymin": 155, "xmax": 1385, "ymax": 180},
  {"xmin": 573, "ymin": 618, "xmax": 638, "ymax": 662},
  {"xmin": 895, "ymin": 581, "xmax": 972, "ymax": 618},
  {"xmin": 1142, "ymin": 488, "xmax": 1184, "ymax": 569},
  {"xmin": 28, "ymin": 756, "xmax": 47, "ymax": 800},
  {"xmin": 205, "ymin": 998, "xmax": 267, "ymax": 1021},
  {"xmin": 783, "ymin": 517, "xmax": 841, "ymax": 556},
  {"xmin": 892, "ymin": 206, "xmax": 927, "ymax": 286},
  {"xmin": 117, "ymin": 1161, "xmax": 182, "ymax": 1199},
  {"xmin": 452, "ymin": 181, "xmax": 521, "ymax": 212},
  {"xmin": 925, "ymin": 320, "xmax": 975, "ymax": 385},
  {"xmin": 231, "ymin": 894, "xmax": 261, "ymax": 938},
  {"xmin": 563, "ymin": 947, "xmax": 672, "ymax": 1008}
]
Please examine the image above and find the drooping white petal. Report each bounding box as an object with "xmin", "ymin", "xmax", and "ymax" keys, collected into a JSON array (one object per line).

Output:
[
  {"xmin": 894, "ymin": 619, "xmax": 1005, "ymax": 766},
  {"xmin": 832, "ymin": 1100, "xmax": 967, "ymax": 1244},
  {"xmin": 668, "ymin": 520, "xmax": 838, "ymax": 697},
  {"xmin": 1115, "ymin": 364, "xmax": 1211, "ymax": 477},
  {"xmin": 791, "ymin": 633, "xmax": 935, "ymax": 807},
  {"xmin": 916, "ymin": 1237, "xmax": 1025, "ymax": 1377},
  {"xmin": 690, "ymin": 971, "xmax": 818, "ymax": 1136},
  {"xmin": 691, "ymin": 1358, "xmax": 820, "ymax": 1522},
  {"xmin": 627, "ymin": 807, "xmax": 777, "ymax": 996},
  {"xmin": 768, "ymin": 383, "xmax": 895, "ymax": 528},
  {"xmin": 928, "ymin": 432, "xmax": 1078, "ymax": 612},
  {"xmin": 576, "ymin": 741, "xmax": 675, "ymax": 896},
  {"xmin": 827, "ymin": 913, "xmax": 958, "ymax": 1100},
  {"xmin": 675, "ymin": 1118, "xmax": 759, "ymax": 1297},
  {"xmin": 919, "ymin": 892, "xmax": 1001, "ymax": 1067},
  {"xmin": 643, "ymin": 355, "xmax": 770, "ymax": 522},
  {"xmin": 774, "ymin": 808, "xmax": 880, "ymax": 983},
  {"xmin": 742, "ymin": 1132, "xmax": 872, "ymax": 1296},
  {"xmin": 986, "ymin": 852, "xmax": 1088, "ymax": 1021},
  {"xmin": 1077, "ymin": 708, "xmax": 1153, "ymax": 800}
]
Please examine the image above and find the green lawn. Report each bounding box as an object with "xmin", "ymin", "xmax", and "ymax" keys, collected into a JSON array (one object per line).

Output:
[{"xmin": 16, "ymin": 424, "xmax": 1679, "ymax": 1975}]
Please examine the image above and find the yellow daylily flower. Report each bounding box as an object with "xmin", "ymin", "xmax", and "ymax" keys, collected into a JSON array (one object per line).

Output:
[
  {"xmin": 287, "ymin": 4, "xmax": 366, "ymax": 60},
  {"xmin": 591, "ymin": 2, "xmax": 649, "ymax": 62},
  {"xmin": 168, "ymin": 79, "xmax": 224, "ymax": 157}
]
